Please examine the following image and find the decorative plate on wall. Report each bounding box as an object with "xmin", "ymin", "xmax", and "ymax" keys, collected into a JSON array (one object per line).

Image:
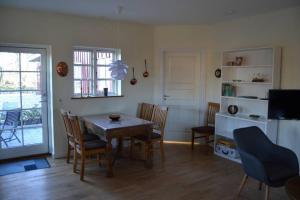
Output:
[
  {"xmin": 56, "ymin": 61, "xmax": 68, "ymax": 77},
  {"xmin": 215, "ymin": 68, "xmax": 221, "ymax": 78}
]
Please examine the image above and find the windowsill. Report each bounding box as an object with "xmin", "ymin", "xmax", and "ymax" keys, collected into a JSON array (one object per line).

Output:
[{"xmin": 71, "ymin": 95, "xmax": 124, "ymax": 100}]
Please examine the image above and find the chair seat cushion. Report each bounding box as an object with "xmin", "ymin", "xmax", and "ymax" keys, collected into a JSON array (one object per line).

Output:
[
  {"xmin": 134, "ymin": 132, "xmax": 162, "ymax": 141},
  {"xmin": 191, "ymin": 126, "xmax": 214, "ymax": 134},
  {"xmin": 83, "ymin": 133, "xmax": 99, "ymax": 141},
  {"xmin": 263, "ymin": 162, "xmax": 298, "ymax": 182},
  {"xmin": 77, "ymin": 140, "xmax": 107, "ymax": 150},
  {"xmin": 68, "ymin": 134, "xmax": 99, "ymax": 143}
]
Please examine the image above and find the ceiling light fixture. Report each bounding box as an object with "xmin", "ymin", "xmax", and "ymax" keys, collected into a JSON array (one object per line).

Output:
[
  {"xmin": 109, "ymin": 60, "xmax": 128, "ymax": 80},
  {"xmin": 109, "ymin": 5, "xmax": 128, "ymax": 80}
]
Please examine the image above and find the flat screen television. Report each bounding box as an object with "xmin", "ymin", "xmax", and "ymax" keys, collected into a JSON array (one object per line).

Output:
[{"xmin": 268, "ymin": 89, "xmax": 300, "ymax": 120}]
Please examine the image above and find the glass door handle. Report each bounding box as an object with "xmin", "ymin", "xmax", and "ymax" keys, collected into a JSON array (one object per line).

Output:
[{"xmin": 163, "ymin": 95, "xmax": 170, "ymax": 101}]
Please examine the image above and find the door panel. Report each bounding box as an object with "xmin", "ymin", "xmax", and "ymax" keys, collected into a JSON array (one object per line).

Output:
[
  {"xmin": 0, "ymin": 47, "xmax": 48, "ymax": 159},
  {"xmin": 163, "ymin": 51, "xmax": 201, "ymax": 141}
]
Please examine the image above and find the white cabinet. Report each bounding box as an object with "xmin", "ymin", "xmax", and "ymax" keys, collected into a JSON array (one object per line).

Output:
[{"xmin": 214, "ymin": 47, "xmax": 281, "ymax": 163}]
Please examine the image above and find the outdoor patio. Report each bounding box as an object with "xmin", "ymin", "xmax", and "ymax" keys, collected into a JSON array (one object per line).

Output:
[{"xmin": 0, "ymin": 125, "xmax": 43, "ymax": 149}]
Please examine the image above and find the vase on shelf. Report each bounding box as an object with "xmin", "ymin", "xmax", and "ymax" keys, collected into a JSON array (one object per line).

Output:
[{"xmin": 228, "ymin": 105, "xmax": 238, "ymax": 115}]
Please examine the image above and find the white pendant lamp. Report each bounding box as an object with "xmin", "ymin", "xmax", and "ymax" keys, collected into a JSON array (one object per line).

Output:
[
  {"xmin": 109, "ymin": 60, "xmax": 128, "ymax": 80},
  {"xmin": 109, "ymin": 5, "xmax": 128, "ymax": 80}
]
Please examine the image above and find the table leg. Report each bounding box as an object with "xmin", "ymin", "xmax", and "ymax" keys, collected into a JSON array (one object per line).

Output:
[
  {"xmin": 145, "ymin": 126, "xmax": 153, "ymax": 168},
  {"xmin": 106, "ymin": 136, "xmax": 114, "ymax": 177},
  {"xmin": 117, "ymin": 136, "xmax": 123, "ymax": 154},
  {"xmin": 112, "ymin": 136, "xmax": 123, "ymax": 165}
]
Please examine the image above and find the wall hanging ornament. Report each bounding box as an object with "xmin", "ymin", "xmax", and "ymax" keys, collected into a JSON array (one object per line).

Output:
[
  {"xmin": 215, "ymin": 68, "xmax": 221, "ymax": 78},
  {"xmin": 143, "ymin": 59, "xmax": 149, "ymax": 77},
  {"xmin": 108, "ymin": 60, "xmax": 128, "ymax": 80},
  {"xmin": 56, "ymin": 61, "xmax": 68, "ymax": 77},
  {"xmin": 130, "ymin": 67, "xmax": 137, "ymax": 85}
]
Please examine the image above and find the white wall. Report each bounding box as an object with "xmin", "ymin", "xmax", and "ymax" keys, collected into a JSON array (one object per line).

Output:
[
  {"xmin": 153, "ymin": 7, "xmax": 300, "ymax": 162},
  {"xmin": 0, "ymin": 7, "xmax": 154, "ymax": 157},
  {"xmin": 1, "ymin": 6, "xmax": 300, "ymax": 161}
]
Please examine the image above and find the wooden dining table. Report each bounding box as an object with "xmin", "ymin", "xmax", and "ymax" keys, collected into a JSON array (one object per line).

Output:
[{"xmin": 81, "ymin": 114, "xmax": 153, "ymax": 177}]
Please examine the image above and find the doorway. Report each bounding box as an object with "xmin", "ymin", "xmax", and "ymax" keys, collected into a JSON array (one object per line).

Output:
[
  {"xmin": 161, "ymin": 50, "xmax": 205, "ymax": 141},
  {"xmin": 0, "ymin": 46, "xmax": 49, "ymax": 159}
]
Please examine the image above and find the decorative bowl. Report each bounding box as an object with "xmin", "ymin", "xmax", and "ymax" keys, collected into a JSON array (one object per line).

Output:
[{"xmin": 109, "ymin": 114, "xmax": 120, "ymax": 121}]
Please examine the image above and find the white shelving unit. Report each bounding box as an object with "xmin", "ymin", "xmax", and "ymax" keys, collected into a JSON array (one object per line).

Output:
[{"xmin": 214, "ymin": 47, "xmax": 281, "ymax": 163}]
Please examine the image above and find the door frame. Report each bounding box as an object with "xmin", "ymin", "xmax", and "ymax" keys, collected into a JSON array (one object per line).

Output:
[
  {"xmin": 160, "ymin": 48, "xmax": 206, "ymax": 128},
  {"xmin": 0, "ymin": 43, "xmax": 53, "ymax": 159}
]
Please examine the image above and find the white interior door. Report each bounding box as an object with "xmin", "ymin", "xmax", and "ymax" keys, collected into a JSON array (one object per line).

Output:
[
  {"xmin": 162, "ymin": 51, "xmax": 203, "ymax": 141},
  {"xmin": 0, "ymin": 46, "xmax": 49, "ymax": 159}
]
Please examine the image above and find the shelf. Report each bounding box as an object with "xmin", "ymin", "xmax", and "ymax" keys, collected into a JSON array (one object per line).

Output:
[
  {"xmin": 216, "ymin": 47, "xmax": 280, "ymax": 164},
  {"xmin": 222, "ymin": 65, "xmax": 272, "ymax": 68},
  {"xmin": 214, "ymin": 151, "xmax": 241, "ymax": 164},
  {"xmin": 221, "ymin": 96, "xmax": 268, "ymax": 102},
  {"xmin": 222, "ymin": 81, "xmax": 272, "ymax": 85},
  {"xmin": 223, "ymin": 47, "xmax": 275, "ymax": 53},
  {"xmin": 71, "ymin": 95, "xmax": 124, "ymax": 99},
  {"xmin": 217, "ymin": 112, "xmax": 268, "ymax": 124},
  {"xmin": 215, "ymin": 131, "xmax": 233, "ymax": 139}
]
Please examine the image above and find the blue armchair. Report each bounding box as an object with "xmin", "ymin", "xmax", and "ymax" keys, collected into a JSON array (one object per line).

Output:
[{"xmin": 233, "ymin": 126, "xmax": 299, "ymax": 200}]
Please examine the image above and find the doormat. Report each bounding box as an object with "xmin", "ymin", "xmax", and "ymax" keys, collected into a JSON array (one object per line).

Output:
[{"xmin": 0, "ymin": 158, "xmax": 50, "ymax": 176}]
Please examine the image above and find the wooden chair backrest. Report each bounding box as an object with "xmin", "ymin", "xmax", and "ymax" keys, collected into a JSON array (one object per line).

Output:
[
  {"xmin": 139, "ymin": 103, "xmax": 154, "ymax": 121},
  {"xmin": 206, "ymin": 102, "xmax": 220, "ymax": 126},
  {"xmin": 60, "ymin": 109, "xmax": 73, "ymax": 138},
  {"xmin": 151, "ymin": 105, "xmax": 168, "ymax": 138},
  {"xmin": 68, "ymin": 115, "xmax": 84, "ymax": 149}
]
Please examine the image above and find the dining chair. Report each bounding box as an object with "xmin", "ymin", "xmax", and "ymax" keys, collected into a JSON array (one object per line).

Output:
[
  {"xmin": 191, "ymin": 102, "xmax": 220, "ymax": 150},
  {"xmin": 60, "ymin": 109, "xmax": 99, "ymax": 164},
  {"xmin": 123, "ymin": 102, "xmax": 154, "ymax": 144},
  {"xmin": 131, "ymin": 105, "xmax": 168, "ymax": 160},
  {"xmin": 0, "ymin": 109, "xmax": 21, "ymax": 147},
  {"xmin": 234, "ymin": 126, "xmax": 299, "ymax": 200},
  {"xmin": 138, "ymin": 102, "xmax": 155, "ymax": 121},
  {"xmin": 68, "ymin": 114, "xmax": 107, "ymax": 181}
]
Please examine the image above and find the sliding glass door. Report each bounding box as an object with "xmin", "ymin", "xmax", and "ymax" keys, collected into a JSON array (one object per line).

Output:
[{"xmin": 0, "ymin": 46, "xmax": 49, "ymax": 159}]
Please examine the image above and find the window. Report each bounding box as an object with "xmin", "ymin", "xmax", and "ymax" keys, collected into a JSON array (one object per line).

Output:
[{"xmin": 73, "ymin": 47, "xmax": 122, "ymax": 97}]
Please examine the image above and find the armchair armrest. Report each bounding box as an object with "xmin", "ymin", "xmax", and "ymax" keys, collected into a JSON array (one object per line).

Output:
[
  {"xmin": 271, "ymin": 145, "xmax": 299, "ymax": 173},
  {"xmin": 239, "ymin": 149, "xmax": 268, "ymax": 182}
]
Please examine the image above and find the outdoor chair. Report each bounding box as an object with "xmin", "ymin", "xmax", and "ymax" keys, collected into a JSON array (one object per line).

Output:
[{"xmin": 0, "ymin": 109, "xmax": 21, "ymax": 147}]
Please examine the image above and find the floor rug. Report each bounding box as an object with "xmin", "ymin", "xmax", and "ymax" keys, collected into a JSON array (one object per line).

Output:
[{"xmin": 0, "ymin": 158, "xmax": 50, "ymax": 176}]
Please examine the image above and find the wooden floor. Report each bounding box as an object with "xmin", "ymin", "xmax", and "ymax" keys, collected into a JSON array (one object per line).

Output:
[{"xmin": 0, "ymin": 143, "xmax": 288, "ymax": 200}]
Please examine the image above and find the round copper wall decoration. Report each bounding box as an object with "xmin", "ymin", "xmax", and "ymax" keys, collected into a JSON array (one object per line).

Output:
[{"xmin": 56, "ymin": 61, "xmax": 68, "ymax": 77}]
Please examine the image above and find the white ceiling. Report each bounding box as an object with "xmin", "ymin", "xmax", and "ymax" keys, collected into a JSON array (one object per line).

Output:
[{"xmin": 0, "ymin": 0, "xmax": 299, "ymax": 25}]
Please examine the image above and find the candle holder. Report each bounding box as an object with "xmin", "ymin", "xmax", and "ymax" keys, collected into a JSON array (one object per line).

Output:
[
  {"xmin": 104, "ymin": 88, "xmax": 108, "ymax": 96},
  {"xmin": 80, "ymin": 80, "xmax": 83, "ymax": 97},
  {"xmin": 87, "ymin": 80, "xmax": 90, "ymax": 97}
]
